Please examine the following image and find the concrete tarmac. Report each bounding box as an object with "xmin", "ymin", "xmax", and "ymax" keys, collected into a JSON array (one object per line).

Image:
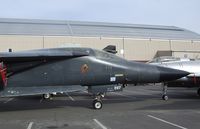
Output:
[{"xmin": 0, "ymin": 84, "xmax": 200, "ymax": 129}]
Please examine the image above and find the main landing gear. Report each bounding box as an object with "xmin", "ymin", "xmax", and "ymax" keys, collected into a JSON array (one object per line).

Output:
[
  {"xmin": 43, "ymin": 93, "xmax": 53, "ymax": 100},
  {"xmin": 162, "ymin": 83, "xmax": 168, "ymax": 101},
  {"xmin": 93, "ymin": 93, "xmax": 105, "ymax": 109}
]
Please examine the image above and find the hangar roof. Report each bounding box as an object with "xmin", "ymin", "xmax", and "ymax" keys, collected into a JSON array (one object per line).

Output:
[{"xmin": 0, "ymin": 18, "xmax": 199, "ymax": 40}]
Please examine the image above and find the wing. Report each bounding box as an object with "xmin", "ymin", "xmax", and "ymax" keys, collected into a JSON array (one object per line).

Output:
[
  {"xmin": 0, "ymin": 48, "xmax": 90, "ymax": 93},
  {"xmin": 0, "ymin": 48, "xmax": 89, "ymax": 79},
  {"xmin": 0, "ymin": 49, "xmax": 89, "ymax": 63}
]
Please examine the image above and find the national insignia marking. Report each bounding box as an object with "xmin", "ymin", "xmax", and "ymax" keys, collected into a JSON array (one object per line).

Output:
[{"xmin": 81, "ymin": 64, "xmax": 89, "ymax": 73}]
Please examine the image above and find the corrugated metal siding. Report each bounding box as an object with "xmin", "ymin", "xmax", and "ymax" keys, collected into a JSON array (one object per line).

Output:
[{"xmin": 0, "ymin": 18, "xmax": 200, "ymax": 40}]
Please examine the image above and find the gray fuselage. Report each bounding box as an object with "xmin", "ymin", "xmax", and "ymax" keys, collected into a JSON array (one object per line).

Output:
[{"xmin": 3, "ymin": 48, "xmax": 188, "ymax": 89}]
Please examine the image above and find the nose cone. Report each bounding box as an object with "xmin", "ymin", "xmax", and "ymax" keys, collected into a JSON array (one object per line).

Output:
[{"xmin": 157, "ymin": 66, "xmax": 190, "ymax": 82}]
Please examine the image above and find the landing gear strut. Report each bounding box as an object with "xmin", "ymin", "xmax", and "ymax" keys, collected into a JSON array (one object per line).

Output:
[
  {"xmin": 197, "ymin": 88, "xmax": 200, "ymax": 96},
  {"xmin": 162, "ymin": 83, "xmax": 168, "ymax": 100},
  {"xmin": 93, "ymin": 93, "xmax": 104, "ymax": 109}
]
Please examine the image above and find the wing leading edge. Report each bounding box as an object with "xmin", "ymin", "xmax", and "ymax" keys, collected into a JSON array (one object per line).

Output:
[{"xmin": 0, "ymin": 48, "xmax": 89, "ymax": 63}]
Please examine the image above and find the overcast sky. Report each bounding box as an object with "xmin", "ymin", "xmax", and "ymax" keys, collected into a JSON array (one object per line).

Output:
[{"xmin": 0, "ymin": 0, "xmax": 199, "ymax": 33}]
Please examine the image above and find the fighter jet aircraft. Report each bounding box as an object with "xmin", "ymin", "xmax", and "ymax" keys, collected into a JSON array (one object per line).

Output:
[
  {"xmin": 149, "ymin": 56, "xmax": 200, "ymax": 99},
  {"xmin": 0, "ymin": 46, "xmax": 189, "ymax": 109}
]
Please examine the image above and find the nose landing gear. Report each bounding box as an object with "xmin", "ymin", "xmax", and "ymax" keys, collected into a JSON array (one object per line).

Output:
[
  {"xmin": 93, "ymin": 93, "xmax": 105, "ymax": 109},
  {"xmin": 93, "ymin": 100, "xmax": 102, "ymax": 109}
]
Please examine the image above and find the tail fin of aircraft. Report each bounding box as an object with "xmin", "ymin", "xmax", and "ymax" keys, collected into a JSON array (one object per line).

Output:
[{"xmin": 103, "ymin": 45, "xmax": 117, "ymax": 54}]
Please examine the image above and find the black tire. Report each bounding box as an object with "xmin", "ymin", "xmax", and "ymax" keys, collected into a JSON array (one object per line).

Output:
[
  {"xmin": 162, "ymin": 95, "xmax": 168, "ymax": 101},
  {"xmin": 93, "ymin": 100, "xmax": 102, "ymax": 109},
  {"xmin": 197, "ymin": 88, "xmax": 200, "ymax": 96},
  {"xmin": 43, "ymin": 93, "xmax": 52, "ymax": 99}
]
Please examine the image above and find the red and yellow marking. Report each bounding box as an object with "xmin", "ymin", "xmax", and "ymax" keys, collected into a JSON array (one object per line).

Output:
[
  {"xmin": 81, "ymin": 64, "xmax": 89, "ymax": 73},
  {"xmin": 0, "ymin": 63, "xmax": 7, "ymax": 87}
]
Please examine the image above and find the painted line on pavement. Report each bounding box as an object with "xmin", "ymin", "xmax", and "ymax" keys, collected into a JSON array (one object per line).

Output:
[
  {"xmin": 147, "ymin": 115, "xmax": 187, "ymax": 129},
  {"xmin": 66, "ymin": 93, "xmax": 75, "ymax": 101},
  {"xmin": 27, "ymin": 122, "xmax": 34, "ymax": 129},
  {"xmin": 112, "ymin": 92, "xmax": 136, "ymax": 99},
  {"xmin": 4, "ymin": 98, "xmax": 14, "ymax": 103},
  {"xmin": 124, "ymin": 89, "xmax": 155, "ymax": 95},
  {"xmin": 39, "ymin": 98, "xmax": 43, "ymax": 103},
  {"xmin": 93, "ymin": 119, "xmax": 107, "ymax": 129},
  {"xmin": 83, "ymin": 90, "xmax": 88, "ymax": 93}
]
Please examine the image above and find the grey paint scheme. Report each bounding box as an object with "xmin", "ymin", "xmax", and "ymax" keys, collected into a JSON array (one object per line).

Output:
[
  {"xmin": 0, "ymin": 18, "xmax": 200, "ymax": 40},
  {"xmin": 0, "ymin": 47, "xmax": 189, "ymax": 97},
  {"xmin": 150, "ymin": 60, "xmax": 200, "ymax": 87}
]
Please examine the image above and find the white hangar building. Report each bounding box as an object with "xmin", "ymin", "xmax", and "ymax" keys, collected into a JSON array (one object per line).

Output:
[{"xmin": 0, "ymin": 18, "xmax": 200, "ymax": 61}]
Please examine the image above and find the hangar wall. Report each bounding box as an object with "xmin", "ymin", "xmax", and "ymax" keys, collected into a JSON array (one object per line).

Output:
[{"xmin": 0, "ymin": 35, "xmax": 200, "ymax": 61}]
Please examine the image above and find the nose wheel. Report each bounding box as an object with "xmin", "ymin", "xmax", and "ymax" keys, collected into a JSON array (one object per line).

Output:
[
  {"xmin": 93, "ymin": 100, "xmax": 102, "ymax": 109},
  {"xmin": 162, "ymin": 95, "xmax": 168, "ymax": 100},
  {"xmin": 92, "ymin": 93, "xmax": 104, "ymax": 109}
]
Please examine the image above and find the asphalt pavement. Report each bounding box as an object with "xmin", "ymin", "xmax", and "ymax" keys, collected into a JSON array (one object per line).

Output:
[{"xmin": 0, "ymin": 84, "xmax": 200, "ymax": 129}]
